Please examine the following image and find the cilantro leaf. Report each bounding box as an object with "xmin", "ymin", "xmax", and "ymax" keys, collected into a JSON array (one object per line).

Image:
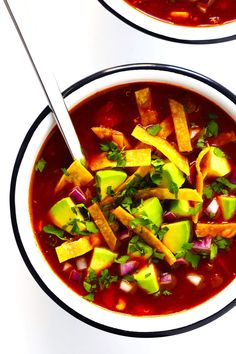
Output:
[
  {"xmin": 146, "ymin": 124, "xmax": 162, "ymax": 136},
  {"xmin": 35, "ymin": 158, "xmax": 47, "ymax": 172},
  {"xmin": 206, "ymin": 120, "xmax": 218, "ymax": 137},
  {"xmin": 43, "ymin": 224, "xmax": 67, "ymax": 240}
]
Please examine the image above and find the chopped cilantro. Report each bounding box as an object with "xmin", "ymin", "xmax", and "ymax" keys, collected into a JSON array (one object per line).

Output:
[
  {"xmin": 100, "ymin": 141, "xmax": 126, "ymax": 167},
  {"xmin": 185, "ymin": 251, "xmax": 200, "ymax": 269},
  {"xmin": 169, "ymin": 181, "xmax": 179, "ymax": 198},
  {"xmin": 83, "ymin": 293, "xmax": 94, "ymax": 301},
  {"xmin": 156, "ymin": 227, "xmax": 169, "ymax": 241},
  {"xmin": 196, "ymin": 128, "xmax": 207, "ymax": 149},
  {"xmin": 162, "ymin": 290, "xmax": 172, "ymax": 296},
  {"xmin": 43, "ymin": 224, "xmax": 67, "ymax": 240},
  {"xmin": 130, "ymin": 216, "xmax": 151, "ymax": 229},
  {"xmin": 106, "ymin": 186, "xmax": 115, "ymax": 196},
  {"xmin": 145, "ymin": 272, "xmax": 151, "ymax": 278},
  {"xmin": 210, "ymin": 243, "xmax": 218, "ymax": 260},
  {"xmin": 203, "ymin": 185, "xmax": 213, "ymax": 199},
  {"xmin": 35, "ymin": 158, "xmax": 47, "ymax": 172},
  {"xmin": 61, "ymin": 167, "xmax": 70, "ymax": 176},
  {"xmin": 146, "ymin": 124, "xmax": 162, "ymax": 136},
  {"xmin": 206, "ymin": 120, "xmax": 218, "ymax": 137}
]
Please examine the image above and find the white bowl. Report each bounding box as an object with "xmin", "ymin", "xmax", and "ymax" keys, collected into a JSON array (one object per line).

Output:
[
  {"xmin": 10, "ymin": 63, "xmax": 236, "ymax": 337},
  {"xmin": 98, "ymin": 0, "xmax": 236, "ymax": 43}
]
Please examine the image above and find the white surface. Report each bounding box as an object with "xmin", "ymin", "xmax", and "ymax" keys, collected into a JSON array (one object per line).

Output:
[{"xmin": 1, "ymin": 0, "xmax": 235, "ymax": 353}]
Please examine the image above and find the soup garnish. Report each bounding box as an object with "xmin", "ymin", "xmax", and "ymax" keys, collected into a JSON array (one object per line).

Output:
[
  {"xmin": 30, "ymin": 83, "xmax": 236, "ymax": 316},
  {"xmin": 124, "ymin": 0, "xmax": 236, "ymax": 27}
]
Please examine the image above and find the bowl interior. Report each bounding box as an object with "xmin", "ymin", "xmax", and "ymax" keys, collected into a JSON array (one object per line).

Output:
[{"xmin": 12, "ymin": 64, "xmax": 236, "ymax": 336}]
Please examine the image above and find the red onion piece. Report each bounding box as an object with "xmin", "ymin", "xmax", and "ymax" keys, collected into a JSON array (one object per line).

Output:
[
  {"xmin": 187, "ymin": 161, "xmax": 196, "ymax": 185},
  {"xmin": 205, "ymin": 198, "xmax": 219, "ymax": 217},
  {"xmin": 192, "ymin": 236, "xmax": 212, "ymax": 253},
  {"xmin": 69, "ymin": 186, "xmax": 87, "ymax": 204},
  {"xmin": 159, "ymin": 272, "xmax": 172, "ymax": 285},
  {"xmin": 175, "ymin": 258, "xmax": 189, "ymax": 266},
  {"xmin": 75, "ymin": 256, "xmax": 87, "ymax": 270},
  {"xmin": 69, "ymin": 269, "xmax": 82, "ymax": 282},
  {"xmin": 120, "ymin": 260, "xmax": 138, "ymax": 276},
  {"xmin": 62, "ymin": 262, "xmax": 73, "ymax": 273},
  {"xmin": 163, "ymin": 211, "xmax": 177, "ymax": 222},
  {"xmin": 118, "ymin": 228, "xmax": 132, "ymax": 240}
]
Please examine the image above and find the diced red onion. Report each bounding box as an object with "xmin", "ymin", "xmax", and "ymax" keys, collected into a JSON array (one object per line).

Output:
[
  {"xmin": 175, "ymin": 258, "xmax": 189, "ymax": 266},
  {"xmin": 192, "ymin": 236, "xmax": 212, "ymax": 253},
  {"xmin": 69, "ymin": 186, "xmax": 87, "ymax": 204},
  {"xmin": 120, "ymin": 280, "xmax": 135, "ymax": 293},
  {"xmin": 62, "ymin": 262, "xmax": 73, "ymax": 273},
  {"xmin": 229, "ymin": 166, "xmax": 236, "ymax": 184},
  {"xmin": 159, "ymin": 272, "xmax": 172, "ymax": 285},
  {"xmin": 205, "ymin": 198, "xmax": 219, "ymax": 217},
  {"xmin": 186, "ymin": 273, "xmax": 203, "ymax": 286},
  {"xmin": 75, "ymin": 256, "xmax": 87, "ymax": 270},
  {"xmin": 69, "ymin": 269, "xmax": 82, "ymax": 282},
  {"xmin": 187, "ymin": 162, "xmax": 196, "ymax": 185},
  {"xmin": 118, "ymin": 228, "xmax": 132, "ymax": 241},
  {"xmin": 120, "ymin": 260, "xmax": 138, "ymax": 276},
  {"xmin": 163, "ymin": 211, "xmax": 177, "ymax": 222}
]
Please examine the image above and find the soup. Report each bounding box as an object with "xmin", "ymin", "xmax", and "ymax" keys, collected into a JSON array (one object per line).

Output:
[
  {"xmin": 124, "ymin": 0, "xmax": 236, "ymax": 27},
  {"xmin": 30, "ymin": 82, "xmax": 236, "ymax": 316}
]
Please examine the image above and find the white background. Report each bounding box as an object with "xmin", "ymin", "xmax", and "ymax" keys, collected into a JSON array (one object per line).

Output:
[{"xmin": 1, "ymin": 1, "xmax": 235, "ymax": 353}]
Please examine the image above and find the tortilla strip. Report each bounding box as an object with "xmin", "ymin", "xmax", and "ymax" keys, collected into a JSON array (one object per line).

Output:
[
  {"xmin": 89, "ymin": 149, "xmax": 151, "ymax": 171},
  {"xmin": 100, "ymin": 166, "xmax": 152, "ymax": 206},
  {"xmin": 55, "ymin": 159, "xmax": 94, "ymax": 193},
  {"xmin": 88, "ymin": 203, "xmax": 119, "ymax": 251},
  {"xmin": 135, "ymin": 187, "xmax": 202, "ymax": 202},
  {"xmin": 158, "ymin": 117, "xmax": 174, "ymax": 139},
  {"xmin": 91, "ymin": 127, "xmax": 131, "ymax": 149},
  {"xmin": 135, "ymin": 88, "xmax": 159, "ymax": 126},
  {"xmin": 210, "ymin": 131, "xmax": 236, "ymax": 147},
  {"xmin": 112, "ymin": 206, "xmax": 176, "ymax": 265},
  {"xmin": 131, "ymin": 125, "xmax": 190, "ymax": 175},
  {"xmin": 169, "ymin": 99, "xmax": 192, "ymax": 153},
  {"xmin": 196, "ymin": 223, "xmax": 236, "ymax": 239},
  {"xmin": 192, "ymin": 147, "xmax": 211, "ymax": 223}
]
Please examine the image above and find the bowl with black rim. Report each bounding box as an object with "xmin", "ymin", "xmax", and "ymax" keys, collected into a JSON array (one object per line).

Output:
[
  {"xmin": 10, "ymin": 63, "xmax": 236, "ymax": 337},
  {"xmin": 98, "ymin": 0, "xmax": 236, "ymax": 44}
]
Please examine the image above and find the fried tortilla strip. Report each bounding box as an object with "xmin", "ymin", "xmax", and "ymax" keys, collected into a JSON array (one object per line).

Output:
[
  {"xmin": 131, "ymin": 125, "xmax": 190, "ymax": 175},
  {"xmin": 135, "ymin": 88, "xmax": 159, "ymax": 126},
  {"xmin": 55, "ymin": 159, "xmax": 94, "ymax": 193},
  {"xmin": 210, "ymin": 131, "xmax": 236, "ymax": 147},
  {"xmin": 169, "ymin": 99, "xmax": 192, "ymax": 153},
  {"xmin": 135, "ymin": 187, "xmax": 202, "ymax": 202},
  {"xmin": 89, "ymin": 149, "xmax": 151, "ymax": 171},
  {"xmin": 91, "ymin": 127, "xmax": 131, "ymax": 149},
  {"xmin": 158, "ymin": 117, "xmax": 174, "ymax": 139},
  {"xmin": 196, "ymin": 223, "xmax": 236, "ymax": 239},
  {"xmin": 112, "ymin": 206, "xmax": 176, "ymax": 265},
  {"xmin": 88, "ymin": 203, "xmax": 119, "ymax": 251},
  {"xmin": 100, "ymin": 166, "xmax": 152, "ymax": 206}
]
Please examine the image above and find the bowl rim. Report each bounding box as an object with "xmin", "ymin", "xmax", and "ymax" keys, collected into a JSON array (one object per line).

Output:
[
  {"xmin": 10, "ymin": 63, "xmax": 236, "ymax": 337},
  {"xmin": 97, "ymin": 0, "xmax": 236, "ymax": 44}
]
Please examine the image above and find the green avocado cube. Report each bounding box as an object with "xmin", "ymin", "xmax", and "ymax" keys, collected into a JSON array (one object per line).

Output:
[
  {"xmin": 90, "ymin": 247, "xmax": 118, "ymax": 273},
  {"xmin": 205, "ymin": 147, "xmax": 231, "ymax": 178},
  {"xmin": 96, "ymin": 170, "xmax": 127, "ymax": 200},
  {"xmin": 218, "ymin": 196, "xmax": 236, "ymax": 220},
  {"xmin": 133, "ymin": 263, "xmax": 159, "ymax": 294},
  {"xmin": 170, "ymin": 200, "xmax": 191, "ymax": 217},
  {"xmin": 49, "ymin": 197, "xmax": 85, "ymax": 234},
  {"xmin": 127, "ymin": 236, "xmax": 153, "ymax": 259},
  {"xmin": 160, "ymin": 162, "xmax": 185, "ymax": 188},
  {"xmin": 135, "ymin": 197, "xmax": 163, "ymax": 227},
  {"xmin": 162, "ymin": 220, "xmax": 191, "ymax": 254}
]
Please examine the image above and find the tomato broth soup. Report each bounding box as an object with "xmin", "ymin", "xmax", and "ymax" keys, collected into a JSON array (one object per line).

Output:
[
  {"xmin": 30, "ymin": 82, "xmax": 236, "ymax": 316},
  {"xmin": 124, "ymin": 0, "xmax": 236, "ymax": 27}
]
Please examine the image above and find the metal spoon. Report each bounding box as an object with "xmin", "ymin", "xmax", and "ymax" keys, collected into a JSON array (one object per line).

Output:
[{"xmin": 4, "ymin": 0, "xmax": 85, "ymax": 163}]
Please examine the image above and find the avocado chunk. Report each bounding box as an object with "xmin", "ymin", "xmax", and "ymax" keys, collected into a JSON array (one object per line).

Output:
[
  {"xmin": 205, "ymin": 147, "xmax": 231, "ymax": 178},
  {"xmin": 218, "ymin": 196, "xmax": 236, "ymax": 220},
  {"xmin": 160, "ymin": 162, "xmax": 185, "ymax": 188},
  {"xmin": 162, "ymin": 220, "xmax": 191, "ymax": 254},
  {"xmin": 56, "ymin": 236, "xmax": 93, "ymax": 263},
  {"xmin": 133, "ymin": 263, "xmax": 159, "ymax": 294},
  {"xmin": 90, "ymin": 247, "xmax": 118, "ymax": 273},
  {"xmin": 135, "ymin": 197, "xmax": 163, "ymax": 227},
  {"xmin": 49, "ymin": 197, "xmax": 86, "ymax": 234},
  {"xmin": 128, "ymin": 236, "xmax": 153, "ymax": 259},
  {"xmin": 96, "ymin": 170, "xmax": 127, "ymax": 200},
  {"xmin": 170, "ymin": 200, "xmax": 191, "ymax": 217}
]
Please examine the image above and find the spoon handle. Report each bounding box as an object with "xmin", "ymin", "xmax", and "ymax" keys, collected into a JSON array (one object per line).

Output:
[{"xmin": 4, "ymin": 0, "xmax": 84, "ymax": 163}]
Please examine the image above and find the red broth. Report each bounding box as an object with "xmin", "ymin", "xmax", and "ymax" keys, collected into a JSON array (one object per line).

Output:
[
  {"xmin": 29, "ymin": 82, "xmax": 236, "ymax": 316},
  {"xmin": 124, "ymin": 0, "xmax": 236, "ymax": 27}
]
